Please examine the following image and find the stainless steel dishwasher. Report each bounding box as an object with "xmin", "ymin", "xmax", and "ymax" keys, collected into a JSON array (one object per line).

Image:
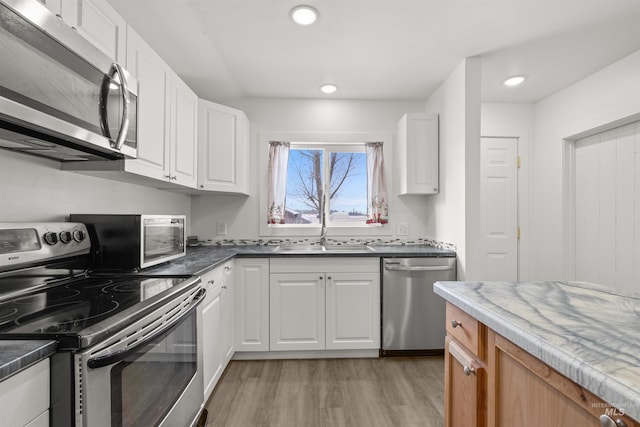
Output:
[{"xmin": 381, "ymin": 257, "xmax": 456, "ymax": 356}]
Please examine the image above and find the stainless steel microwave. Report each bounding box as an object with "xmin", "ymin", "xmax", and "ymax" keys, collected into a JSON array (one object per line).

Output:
[
  {"xmin": 70, "ymin": 214, "xmax": 186, "ymax": 271},
  {"xmin": 0, "ymin": 0, "xmax": 138, "ymax": 162}
]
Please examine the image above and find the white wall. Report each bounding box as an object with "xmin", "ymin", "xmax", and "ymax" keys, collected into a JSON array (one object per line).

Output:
[
  {"xmin": 481, "ymin": 102, "xmax": 535, "ymax": 280},
  {"xmin": 423, "ymin": 58, "xmax": 482, "ymax": 280},
  {"xmin": 0, "ymin": 151, "xmax": 191, "ymax": 223},
  {"xmin": 532, "ymin": 48, "xmax": 640, "ymax": 281},
  {"xmin": 190, "ymin": 98, "xmax": 427, "ymax": 242}
]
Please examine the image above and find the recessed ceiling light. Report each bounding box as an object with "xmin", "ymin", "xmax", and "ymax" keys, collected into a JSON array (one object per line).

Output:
[
  {"xmin": 503, "ymin": 75, "xmax": 526, "ymax": 87},
  {"xmin": 320, "ymin": 83, "xmax": 338, "ymax": 94},
  {"xmin": 290, "ymin": 5, "xmax": 318, "ymax": 26}
]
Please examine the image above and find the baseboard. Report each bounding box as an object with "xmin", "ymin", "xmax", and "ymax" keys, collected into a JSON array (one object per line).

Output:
[{"xmin": 232, "ymin": 349, "xmax": 379, "ymax": 360}]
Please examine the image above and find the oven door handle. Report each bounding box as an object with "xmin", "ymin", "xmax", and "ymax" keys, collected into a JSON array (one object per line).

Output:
[{"xmin": 87, "ymin": 287, "xmax": 206, "ymax": 369}]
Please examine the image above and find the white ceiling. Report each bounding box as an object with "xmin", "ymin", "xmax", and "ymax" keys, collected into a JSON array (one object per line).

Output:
[{"xmin": 107, "ymin": 0, "xmax": 640, "ymax": 103}]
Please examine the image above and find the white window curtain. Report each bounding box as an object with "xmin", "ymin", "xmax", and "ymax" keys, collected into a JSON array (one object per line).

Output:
[
  {"xmin": 365, "ymin": 142, "xmax": 389, "ymax": 224},
  {"xmin": 267, "ymin": 141, "xmax": 290, "ymax": 224}
]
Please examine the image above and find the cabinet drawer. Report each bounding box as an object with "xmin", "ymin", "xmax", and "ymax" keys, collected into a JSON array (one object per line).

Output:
[
  {"xmin": 446, "ymin": 302, "xmax": 484, "ymax": 358},
  {"xmin": 202, "ymin": 265, "xmax": 225, "ymax": 292}
]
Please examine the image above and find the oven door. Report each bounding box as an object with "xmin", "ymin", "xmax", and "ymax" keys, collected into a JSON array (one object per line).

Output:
[{"xmin": 76, "ymin": 287, "xmax": 205, "ymax": 427}]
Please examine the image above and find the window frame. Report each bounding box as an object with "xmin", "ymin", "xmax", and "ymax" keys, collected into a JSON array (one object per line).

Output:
[{"xmin": 259, "ymin": 132, "xmax": 393, "ymax": 238}]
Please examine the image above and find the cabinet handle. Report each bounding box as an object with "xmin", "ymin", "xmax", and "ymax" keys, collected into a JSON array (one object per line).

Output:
[
  {"xmin": 327, "ymin": 276, "xmax": 332, "ymax": 280},
  {"xmin": 600, "ymin": 415, "xmax": 627, "ymax": 427},
  {"xmin": 224, "ymin": 266, "xmax": 231, "ymax": 272},
  {"xmin": 208, "ymin": 280, "xmax": 214, "ymax": 284},
  {"xmin": 319, "ymin": 276, "xmax": 323, "ymax": 280},
  {"xmin": 463, "ymin": 365, "xmax": 475, "ymax": 376},
  {"xmin": 222, "ymin": 285, "xmax": 227, "ymax": 289},
  {"xmin": 164, "ymin": 175, "xmax": 171, "ymax": 180},
  {"xmin": 451, "ymin": 319, "xmax": 462, "ymax": 328}
]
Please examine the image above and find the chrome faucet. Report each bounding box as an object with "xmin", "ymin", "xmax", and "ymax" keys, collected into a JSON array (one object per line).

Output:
[{"xmin": 320, "ymin": 194, "xmax": 327, "ymax": 245}]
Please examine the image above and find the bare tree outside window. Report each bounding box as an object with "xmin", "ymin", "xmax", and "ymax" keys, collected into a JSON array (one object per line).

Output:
[{"xmin": 285, "ymin": 147, "xmax": 367, "ymax": 224}]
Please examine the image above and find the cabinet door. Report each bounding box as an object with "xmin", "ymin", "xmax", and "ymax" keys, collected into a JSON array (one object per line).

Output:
[
  {"xmin": 221, "ymin": 262, "xmax": 235, "ymax": 364},
  {"xmin": 0, "ymin": 358, "xmax": 49, "ymax": 427},
  {"xmin": 61, "ymin": 0, "xmax": 126, "ymax": 63},
  {"xmin": 201, "ymin": 271, "xmax": 223, "ymax": 400},
  {"xmin": 488, "ymin": 332, "xmax": 637, "ymax": 427},
  {"xmin": 445, "ymin": 337, "xmax": 484, "ymax": 427},
  {"xmin": 326, "ymin": 272, "xmax": 380, "ymax": 350},
  {"xmin": 235, "ymin": 258, "xmax": 270, "ymax": 352},
  {"xmin": 168, "ymin": 75, "xmax": 198, "ymax": 188},
  {"xmin": 39, "ymin": 0, "xmax": 62, "ymax": 16},
  {"xmin": 197, "ymin": 100, "xmax": 249, "ymax": 194},
  {"xmin": 397, "ymin": 113, "xmax": 439, "ymax": 195},
  {"xmin": 124, "ymin": 26, "xmax": 171, "ymax": 181},
  {"xmin": 270, "ymin": 273, "xmax": 325, "ymax": 351}
]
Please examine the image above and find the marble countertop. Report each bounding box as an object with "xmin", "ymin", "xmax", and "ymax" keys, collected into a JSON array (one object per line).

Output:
[
  {"xmin": 145, "ymin": 244, "xmax": 456, "ymax": 276},
  {"xmin": 434, "ymin": 280, "xmax": 640, "ymax": 421},
  {"xmin": 0, "ymin": 340, "xmax": 56, "ymax": 382}
]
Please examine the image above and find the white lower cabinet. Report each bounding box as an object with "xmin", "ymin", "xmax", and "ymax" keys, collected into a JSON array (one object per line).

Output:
[
  {"xmin": 234, "ymin": 258, "xmax": 270, "ymax": 352},
  {"xmin": 0, "ymin": 358, "xmax": 50, "ymax": 427},
  {"xmin": 326, "ymin": 272, "xmax": 380, "ymax": 350},
  {"xmin": 270, "ymin": 273, "xmax": 325, "ymax": 351},
  {"xmin": 201, "ymin": 261, "xmax": 234, "ymax": 400},
  {"xmin": 269, "ymin": 258, "xmax": 380, "ymax": 352}
]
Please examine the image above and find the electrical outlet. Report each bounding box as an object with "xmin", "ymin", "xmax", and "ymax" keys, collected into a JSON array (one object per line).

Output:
[
  {"xmin": 216, "ymin": 222, "xmax": 227, "ymax": 236},
  {"xmin": 397, "ymin": 223, "xmax": 409, "ymax": 236}
]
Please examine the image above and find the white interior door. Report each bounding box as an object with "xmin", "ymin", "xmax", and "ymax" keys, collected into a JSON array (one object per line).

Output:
[{"xmin": 480, "ymin": 137, "xmax": 519, "ymax": 281}]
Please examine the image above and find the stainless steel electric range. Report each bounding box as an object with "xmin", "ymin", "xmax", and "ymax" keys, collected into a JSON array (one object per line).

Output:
[{"xmin": 0, "ymin": 222, "xmax": 206, "ymax": 427}]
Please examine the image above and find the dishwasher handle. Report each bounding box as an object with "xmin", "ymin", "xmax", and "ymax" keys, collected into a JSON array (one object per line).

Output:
[{"xmin": 384, "ymin": 263, "xmax": 454, "ymax": 272}]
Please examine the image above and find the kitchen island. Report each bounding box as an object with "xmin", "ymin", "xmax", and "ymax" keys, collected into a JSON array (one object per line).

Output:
[{"xmin": 434, "ymin": 280, "xmax": 640, "ymax": 425}]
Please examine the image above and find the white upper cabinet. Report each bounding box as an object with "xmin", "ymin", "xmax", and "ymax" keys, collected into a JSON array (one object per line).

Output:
[
  {"xmin": 168, "ymin": 73, "xmax": 198, "ymax": 188},
  {"xmin": 39, "ymin": 0, "xmax": 61, "ymax": 16},
  {"xmin": 198, "ymin": 100, "xmax": 250, "ymax": 195},
  {"xmin": 124, "ymin": 26, "xmax": 171, "ymax": 182},
  {"xmin": 124, "ymin": 27, "xmax": 197, "ymax": 189},
  {"xmin": 59, "ymin": 0, "xmax": 126, "ymax": 63},
  {"xmin": 397, "ymin": 113, "xmax": 439, "ymax": 195}
]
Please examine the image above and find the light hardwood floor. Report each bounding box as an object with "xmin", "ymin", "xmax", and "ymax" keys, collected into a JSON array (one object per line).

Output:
[{"xmin": 204, "ymin": 357, "xmax": 444, "ymax": 427}]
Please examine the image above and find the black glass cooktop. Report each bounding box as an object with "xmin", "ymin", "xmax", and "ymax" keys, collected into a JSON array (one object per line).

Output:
[{"xmin": 0, "ymin": 275, "xmax": 192, "ymax": 348}]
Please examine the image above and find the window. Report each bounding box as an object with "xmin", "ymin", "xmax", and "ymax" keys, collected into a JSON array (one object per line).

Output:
[
  {"xmin": 259, "ymin": 133, "xmax": 392, "ymax": 237},
  {"xmin": 284, "ymin": 143, "xmax": 368, "ymax": 225}
]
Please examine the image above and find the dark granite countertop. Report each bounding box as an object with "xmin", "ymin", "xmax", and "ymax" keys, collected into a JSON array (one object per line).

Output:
[
  {"xmin": 0, "ymin": 340, "xmax": 56, "ymax": 382},
  {"xmin": 144, "ymin": 244, "xmax": 456, "ymax": 276}
]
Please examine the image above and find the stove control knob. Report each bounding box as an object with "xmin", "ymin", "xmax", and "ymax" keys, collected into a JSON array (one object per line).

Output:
[
  {"xmin": 59, "ymin": 231, "xmax": 72, "ymax": 244},
  {"xmin": 72, "ymin": 230, "xmax": 86, "ymax": 243},
  {"xmin": 43, "ymin": 232, "xmax": 58, "ymax": 245}
]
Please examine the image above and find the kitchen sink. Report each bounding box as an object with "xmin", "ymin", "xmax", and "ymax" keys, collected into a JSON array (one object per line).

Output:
[{"xmin": 274, "ymin": 244, "xmax": 374, "ymax": 253}]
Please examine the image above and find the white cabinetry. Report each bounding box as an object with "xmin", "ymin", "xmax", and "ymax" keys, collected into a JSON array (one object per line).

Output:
[
  {"xmin": 235, "ymin": 258, "xmax": 269, "ymax": 352},
  {"xmin": 397, "ymin": 113, "xmax": 439, "ymax": 195},
  {"xmin": 124, "ymin": 26, "xmax": 171, "ymax": 182},
  {"xmin": 65, "ymin": 26, "xmax": 198, "ymax": 189},
  {"xmin": 167, "ymin": 73, "xmax": 198, "ymax": 188},
  {"xmin": 197, "ymin": 100, "xmax": 250, "ymax": 195},
  {"xmin": 43, "ymin": 0, "xmax": 126, "ymax": 63},
  {"xmin": 221, "ymin": 261, "xmax": 235, "ymax": 365},
  {"xmin": 201, "ymin": 260, "xmax": 234, "ymax": 400},
  {"xmin": 325, "ymin": 272, "xmax": 380, "ymax": 350},
  {"xmin": 126, "ymin": 27, "xmax": 198, "ymax": 189},
  {"xmin": 201, "ymin": 268, "xmax": 223, "ymax": 400},
  {"xmin": 269, "ymin": 258, "xmax": 380, "ymax": 352},
  {"xmin": 0, "ymin": 359, "xmax": 50, "ymax": 427},
  {"xmin": 270, "ymin": 273, "xmax": 325, "ymax": 351},
  {"xmin": 39, "ymin": 0, "xmax": 61, "ymax": 16}
]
